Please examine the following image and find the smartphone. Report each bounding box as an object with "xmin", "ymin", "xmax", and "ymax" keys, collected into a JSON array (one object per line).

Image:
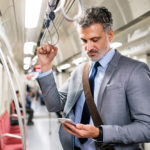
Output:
[{"xmin": 58, "ymin": 118, "xmax": 76, "ymax": 126}]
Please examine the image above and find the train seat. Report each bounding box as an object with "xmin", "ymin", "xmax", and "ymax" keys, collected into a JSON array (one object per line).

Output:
[{"xmin": 0, "ymin": 110, "xmax": 23, "ymax": 150}]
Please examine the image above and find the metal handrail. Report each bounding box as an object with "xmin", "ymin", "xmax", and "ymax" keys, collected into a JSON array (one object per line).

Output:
[
  {"xmin": 48, "ymin": 0, "xmax": 66, "ymax": 13},
  {"xmin": 7, "ymin": 56, "xmax": 27, "ymax": 122},
  {"xmin": 11, "ymin": 114, "xmax": 24, "ymax": 119},
  {"xmin": 0, "ymin": 48, "xmax": 25, "ymax": 150},
  {"xmin": 0, "ymin": 133, "xmax": 22, "ymax": 139},
  {"xmin": 40, "ymin": 0, "xmax": 64, "ymax": 45},
  {"xmin": 7, "ymin": 56, "xmax": 27, "ymax": 145},
  {"xmin": 60, "ymin": 0, "xmax": 83, "ymax": 22},
  {"xmin": 39, "ymin": 0, "xmax": 84, "ymax": 46}
]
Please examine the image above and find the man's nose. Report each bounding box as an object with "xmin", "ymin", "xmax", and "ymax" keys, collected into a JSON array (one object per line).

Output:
[{"xmin": 86, "ymin": 42, "xmax": 93, "ymax": 52}]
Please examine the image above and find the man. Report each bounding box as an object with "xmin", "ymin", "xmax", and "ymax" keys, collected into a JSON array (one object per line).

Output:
[
  {"xmin": 37, "ymin": 7, "xmax": 150, "ymax": 150},
  {"xmin": 26, "ymin": 90, "xmax": 34, "ymax": 125},
  {"xmin": 10, "ymin": 90, "xmax": 23, "ymax": 126}
]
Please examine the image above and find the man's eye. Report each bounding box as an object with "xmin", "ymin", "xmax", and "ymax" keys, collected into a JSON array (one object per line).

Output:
[
  {"xmin": 93, "ymin": 40, "xmax": 97, "ymax": 42},
  {"xmin": 92, "ymin": 39, "xmax": 99, "ymax": 42},
  {"xmin": 81, "ymin": 40, "xmax": 87, "ymax": 43}
]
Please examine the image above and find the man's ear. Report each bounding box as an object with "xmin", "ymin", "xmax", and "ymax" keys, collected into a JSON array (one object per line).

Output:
[{"xmin": 108, "ymin": 30, "xmax": 114, "ymax": 42}]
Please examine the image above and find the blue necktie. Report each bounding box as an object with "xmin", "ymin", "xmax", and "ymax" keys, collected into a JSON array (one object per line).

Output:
[{"xmin": 79, "ymin": 62, "xmax": 100, "ymax": 144}]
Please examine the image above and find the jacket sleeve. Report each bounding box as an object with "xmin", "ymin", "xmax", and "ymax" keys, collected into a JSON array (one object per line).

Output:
[
  {"xmin": 102, "ymin": 63, "xmax": 150, "ymax": 144},
  {"xmin": 37, "ymin": 72, "xmax": 70, "ymax": 112}
]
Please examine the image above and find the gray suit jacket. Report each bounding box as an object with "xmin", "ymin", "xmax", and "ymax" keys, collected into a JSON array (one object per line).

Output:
[{"xmin": 37, "ymin": 51, "xmax": 150, "ymax": 150}]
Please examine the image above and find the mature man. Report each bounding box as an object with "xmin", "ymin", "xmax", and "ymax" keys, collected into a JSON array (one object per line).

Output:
[{"xmin": 37, "ymin": 7, "xmax": 150, "ymax": 150}]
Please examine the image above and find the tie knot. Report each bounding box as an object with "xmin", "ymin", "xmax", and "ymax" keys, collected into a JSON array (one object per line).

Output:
[{"xmin": 94, "ymin": 62, "xmax": 100, "ymax": 69}]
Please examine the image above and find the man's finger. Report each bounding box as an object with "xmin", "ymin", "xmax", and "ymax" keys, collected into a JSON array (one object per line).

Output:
[
  {"xmin": 63, "ymin": 123, "xmax": 89, "ymax": 138},
  {"xmin": 76, "ymin": 124, "xmax": 89, "ymax": 131},
  {"xmin": 76, "ymin": 124, "xmax": 84, "ymax": 129},
  {"xmin": 46, "ymin": 45, "xmax": 50, "ymax": 52},
  {"xmin": 62, "ymin": 124, "xmax": 80, "ymax": 137}
]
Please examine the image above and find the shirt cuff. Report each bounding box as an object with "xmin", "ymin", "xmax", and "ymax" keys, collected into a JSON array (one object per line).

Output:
[{"xmin": 38, "ymin": 69, "xmax": 52, "ymax": 78}]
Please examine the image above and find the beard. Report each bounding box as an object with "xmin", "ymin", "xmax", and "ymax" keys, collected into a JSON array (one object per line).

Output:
[{"xmin": 86, "ymin": 49, "xmax": 105, "ymax": 62}]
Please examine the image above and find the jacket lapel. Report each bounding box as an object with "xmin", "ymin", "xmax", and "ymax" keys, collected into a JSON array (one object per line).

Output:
[
  {"xmin": 64, "ymin": 66, "xmax": 84, "ymax": 116},
  {"xmin": 65, "ymin": 87, "xmax": 83, "ymax": 116},
  {"xmin": 97, "ymin": 50, "xmax": 121, "ymax": 112}
]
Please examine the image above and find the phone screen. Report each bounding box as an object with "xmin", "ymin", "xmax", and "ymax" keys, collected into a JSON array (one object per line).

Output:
[{"xmin": 58, "ymin": 118, "xmax": 76, "ymax": 126}]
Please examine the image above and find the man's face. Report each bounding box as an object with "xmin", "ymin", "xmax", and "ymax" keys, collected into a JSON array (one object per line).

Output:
[
  {"xmin": 29, "ymin": 91, "xmax": 33, "ymax": 97},
  {"xmin": 79, "ymin": 23, "xmax": 114, "ymax": 61},
  {"xmin": 16, "ymin": 93, "xmax": 20, "ymax": 98}
]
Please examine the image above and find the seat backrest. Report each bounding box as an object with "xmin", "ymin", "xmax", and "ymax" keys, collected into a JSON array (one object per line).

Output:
[
  {"xmin": 0, "ymin": 111, "xmax": 7, "ymax": 149},
  {"xmin": 10, "ymin": 101, "xmax": 16, "ymax": 114},
  {"xmin": 3, "ymin": 110, "xmax": 10, "ymax": 133}
]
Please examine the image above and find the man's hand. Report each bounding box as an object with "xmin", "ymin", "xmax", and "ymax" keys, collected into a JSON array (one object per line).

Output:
[
  {"xmin": 62, "ymin": 122, "xmax": 99, "ymax": 139},
  {"xmin": 37, "ymin": 44, "xmax": 58, "ymax": 73}
]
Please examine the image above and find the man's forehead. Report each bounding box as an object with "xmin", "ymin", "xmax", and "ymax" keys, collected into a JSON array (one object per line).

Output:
[
  {"xmin": 79, "ymin": 23, "xmax": 104, "ymax": 32},
  {"xmin": 78, "ymin": 24, "xmax": 104, "ymax": 39}
]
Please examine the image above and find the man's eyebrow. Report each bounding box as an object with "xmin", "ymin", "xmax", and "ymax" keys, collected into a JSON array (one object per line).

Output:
[
  {"xmin": 90, "ymin": 37, "xmax": 100, "ymax": 40},
  {"xmin": 80, "ymin": 38, "xmax": 87, "ymax": 41},
  {"xmin": 80, "ymin": 37, "xmax": 100, "ymax": 42}
]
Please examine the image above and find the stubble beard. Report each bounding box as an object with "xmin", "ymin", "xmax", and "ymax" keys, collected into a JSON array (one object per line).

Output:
[{"xmin": 87, "ymin": 49, "xmax": 107, "ymax": 62}]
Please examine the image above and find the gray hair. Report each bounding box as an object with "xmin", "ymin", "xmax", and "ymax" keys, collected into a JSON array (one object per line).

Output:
[{"xmin": 77, "ymin": 7, "xmax": 113, "ymax": 32}]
